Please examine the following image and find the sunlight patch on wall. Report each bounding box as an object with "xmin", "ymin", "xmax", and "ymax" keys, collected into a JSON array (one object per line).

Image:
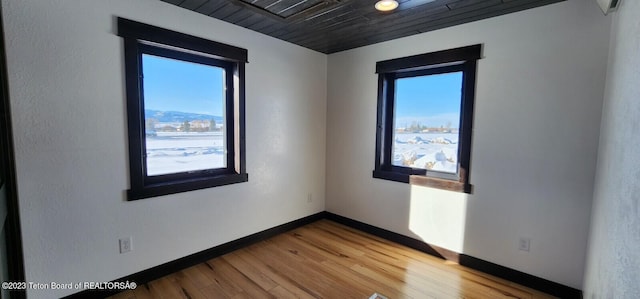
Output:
[{"xmin": 409, "ymin": 185, "xmax": 468, "ymax": 253}]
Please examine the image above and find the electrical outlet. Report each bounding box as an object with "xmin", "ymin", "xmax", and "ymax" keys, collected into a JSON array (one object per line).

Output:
[
  {"xmin": 307, "ymin": 193, "xmax": 313, "ymax": 203},
  {"xmin": 518, "ymin": 237, "xmax": 530, "ymax": 252},
  {"xmin": 119, "ymin": 237, "xmax": 132, "ymax": 254}
]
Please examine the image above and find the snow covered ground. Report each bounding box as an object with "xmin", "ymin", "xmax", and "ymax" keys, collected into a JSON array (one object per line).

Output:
[
  {"xmin": 393, "ymin": 133, "xmax": 459, "ymax": 174},
  {"xmin": 145, "ymin": 132, "xmax": 225, "ymax": 176},
  {"xmin": 144, "ymin": 131, "xmax": 458, "ymax": 176}
]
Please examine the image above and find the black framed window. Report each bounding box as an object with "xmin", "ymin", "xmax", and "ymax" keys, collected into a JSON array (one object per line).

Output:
[
  {"xmin": 118, "ymin": 18, "xmax": 248, "ymax": 200},
  {"xmin": 373, "ymin": 45, "xmax": 481, "ymax": 193}
]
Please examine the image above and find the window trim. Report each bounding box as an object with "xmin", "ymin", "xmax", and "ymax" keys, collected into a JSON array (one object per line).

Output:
[
  {"xmin": 118, "ymin": 18, "xmax": 248, "ymax": 200},
  {"xmin": 372, "ymin": 44, "xmax": 481, "ymax": 193}
]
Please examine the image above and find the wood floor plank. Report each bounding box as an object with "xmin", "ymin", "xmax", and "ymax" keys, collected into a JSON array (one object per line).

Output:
[
  {"xmin": 196, "ymin": 261, "xmax": 245, "ymax": 298},
  {"xmin": 221, "ymin": 251, "xmax": 279, "ymax": 291},
  {"xmin": 108, "ymin": 219, "xmax": 558, "ymax": 299},
  {"xmin": 180, "ymin": 266, "xmax": 215, "ymax": 289},
  {"xmin": 315, "ymin": 221, "xmax": 543, "ymax": 298},
  {"xmin": 250, "ymin": 240, "xmax": 366, "ymax": 298},
  {"xmin": 171, "ymin": 271, "xmax": 210, "ymax": 299},
  {"xmin": 267, "ymin": 238, "xmax": 376, "ymax": 298},
  {"xmin": 320, "ymin": 259, "xmax": 411, "ymax": 299},
  {"xmin": 229, "ymin": 248, "xmax": 317, "ymax": 299},
  {"xmin": 309, "ymin": 223, "xmax": 464, "ymax": 297},
  {"xmin": 130, "ymin": 283, "xmax": 154, "ymax": 299},
  {"xmin": 108, "ymin": 290, "xmax": 136, "ymax": 299},
  {"xmin": 152, "ymin": 276, "xmax": 189, "ymax": 298},
  {"xmin": 320, "ymin": 221, "xmax": 544, "ymax": 298},
  {"xmin": 280, "ymin": 228, "xmax": 360, "ymax": 268},
  {"xmin": 209, "ymin": 257, "xmax": 275, "ymax": 298},
  {"xmin": 267, "ymin": 285, "xmax": 298, "ymax": 298},
  {"xmin": 273, "ymin": 228, "xmax": 411, "ymax": 298}
]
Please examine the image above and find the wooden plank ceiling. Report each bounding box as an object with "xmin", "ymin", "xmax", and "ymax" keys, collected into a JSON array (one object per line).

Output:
[{"xmin": 161, "ymin": 0, "xmax": 564, "ymax": 53}]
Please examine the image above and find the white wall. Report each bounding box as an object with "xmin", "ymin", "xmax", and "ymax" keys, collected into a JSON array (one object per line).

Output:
[
  {"xmin": 326, "ymin": 0, "xmax": 609, "ymax": 289},
  {"xmin": 1, "ymin": 0, "xmax": 326, "ymax": 297},
  {"xmin": 583, "ymin": 0, "xmax": 640, "ymax": 297}
]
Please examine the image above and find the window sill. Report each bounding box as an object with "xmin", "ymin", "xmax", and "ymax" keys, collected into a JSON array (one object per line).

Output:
[
  {"xmin": 409, "ymin": 175, "xmax": 472, "ymax": 194},
  {"xmin": 127, "ymin": 172, "xmax": 248, "ymax": 200},
  {"xmin": 373, "ymin": 170, "xmax": 472, "ymax": 194}
]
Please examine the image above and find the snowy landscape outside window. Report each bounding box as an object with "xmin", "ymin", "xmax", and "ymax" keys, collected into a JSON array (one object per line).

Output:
[
  {"xmin": 142, "ymin": 54, "xmax": 227, "ymax": 176},
  {"xmin": 392, "ymin": 72, "xmax": 462, "ymax": 174},
  {"xmin": 119, "ymin": 18, "xmax": 248, "ymax": 200},
  {"xmin": 373, "ymin": 45, "xmax": 482, "ymax": 193}
]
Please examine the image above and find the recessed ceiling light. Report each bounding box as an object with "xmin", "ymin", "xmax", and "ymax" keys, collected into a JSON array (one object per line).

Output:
[{"xmin": 375, "ymin": 0, "xmax": 399, "ymax": 12}]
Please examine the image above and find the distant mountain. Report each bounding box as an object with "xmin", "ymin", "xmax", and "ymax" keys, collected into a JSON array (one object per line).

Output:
[{"xmin": 144, "ymin": 109, "xmax": 223, "ymax": 123}]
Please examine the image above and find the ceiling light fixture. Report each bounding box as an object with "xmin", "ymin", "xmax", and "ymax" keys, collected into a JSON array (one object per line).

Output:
[{"xmin": 375, "ymin": 0, "xmax": 399, "ymax": 12}]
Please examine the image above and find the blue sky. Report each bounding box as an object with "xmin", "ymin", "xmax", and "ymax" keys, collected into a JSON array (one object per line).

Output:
[
  {"xmin": 141, "ymin": 54, "xmax": 461, "ymax": 126},
  {"xmin": 394, "ymin": 71, "xmax": 462, "ymax": 129},
  {"xmin": 142, "ymin": 54, "xmax": 224, "ymax": 116}
]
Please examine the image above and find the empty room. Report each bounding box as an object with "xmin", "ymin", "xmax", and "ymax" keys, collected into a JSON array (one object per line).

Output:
[{"xmin": 0, "ymin": 0, "xmax": 638, "ymax": 298}]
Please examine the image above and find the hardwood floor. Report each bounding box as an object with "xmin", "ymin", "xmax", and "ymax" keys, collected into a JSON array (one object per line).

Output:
[{"xmin": 108, "ymin": 220, "xmax": 556, "ymax": 299}]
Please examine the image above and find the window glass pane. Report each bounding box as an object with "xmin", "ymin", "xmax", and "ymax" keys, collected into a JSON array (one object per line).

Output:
[
  {"xmin": 142, "ymin": 54, "xmax": 226, "ymax": 176},
  {"xmin": 393, "ymin": 72, "xmax": 462, "ymax": 174}
]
